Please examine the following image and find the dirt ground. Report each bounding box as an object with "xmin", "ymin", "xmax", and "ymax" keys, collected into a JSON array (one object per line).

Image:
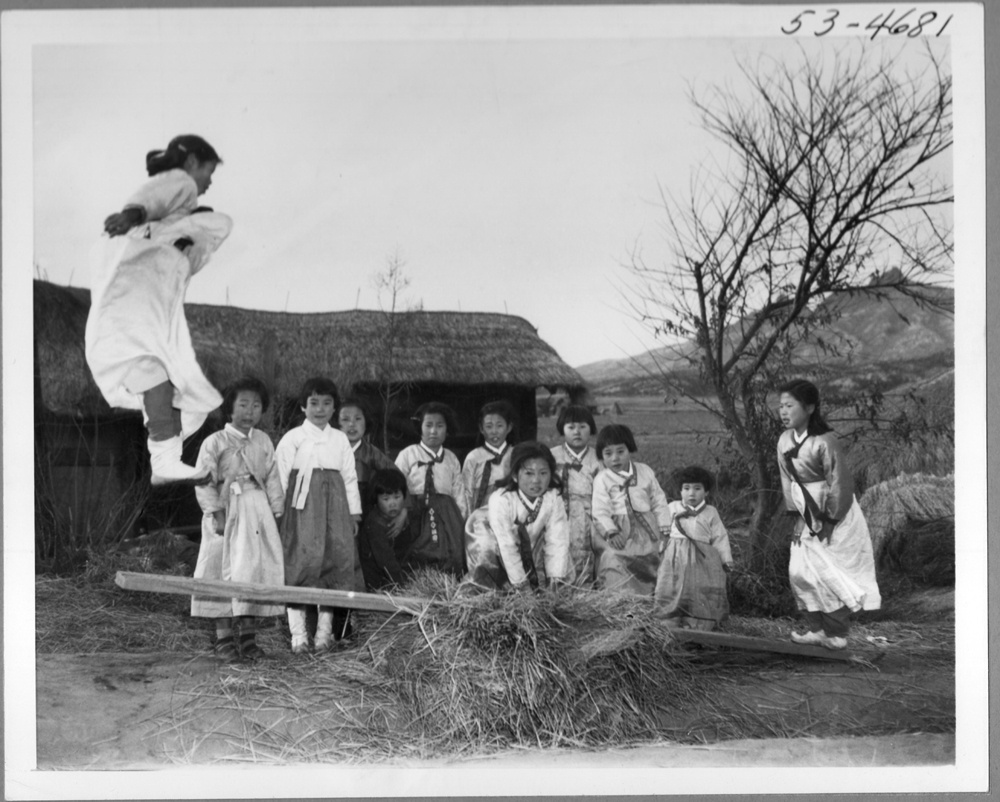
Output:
[{"xmin": 35, "ymin": 640, "xmax": 954, "ymax": 770}]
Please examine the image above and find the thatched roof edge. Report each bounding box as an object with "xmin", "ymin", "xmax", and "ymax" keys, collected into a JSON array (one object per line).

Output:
[{"xmin": 34, "ymin": 280, "xmax": 586, "ymax": 416}]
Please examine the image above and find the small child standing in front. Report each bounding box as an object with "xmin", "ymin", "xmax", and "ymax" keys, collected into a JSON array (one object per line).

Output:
[
  {"xmin": 487, "ymin": 442, "xmax": 571, "ymax": 590},
  {"xmin": 591, "ymin": 424, "xmax": 670, "ymax": 596},
  {"xmin": 357, "ymin": 468, "xmax": 410, "ymax": 590},
  {"xmin": 275, "ymin": 377, "xmax": 362, "ymax": 653},
  {"xmin": 463, "ymin": 401, "xmax": 517, "ymax": 587},
  {"xmin": 394, "ymin": 402, "xmax": 468, "ymax": 576},
  {"xmin": 191, "ymin": 377, "xmax": 285, "ymax": 661},
  {"xmin": 86, "ymin": 134, "xmax": 233, "ymax": 485},
  {"xmin": 551, "ymin": 404, "xmax": 602, "ymax": 586},
  {"xmin": 654, "ymin": 466, "xmax": 733, "ymax": 630}
]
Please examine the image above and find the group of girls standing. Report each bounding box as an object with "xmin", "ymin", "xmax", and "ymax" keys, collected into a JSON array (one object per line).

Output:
[
  {"xmin": 86, "ymin": 133, "xmax": 879, "ymax": 658},
  {"xmin": 381, "ymin": 399, "xmax": 738, "ymax": 634}
]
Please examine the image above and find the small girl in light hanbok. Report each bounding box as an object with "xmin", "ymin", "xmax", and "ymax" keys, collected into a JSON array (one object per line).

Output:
[
  {"xmin": 394, "ymin": 402, "xmax": 468, "ymax": 577},
  {"xmin": 551, "ymin": 404, "xmax": 602, "ymax": 586},
  {"xmin": 591, "ymin": 424, "xmax": 670, "ymax": 596},
  {"xmin": 275, "ymin": 378, "xmax": 362, "ymax": 653},
  {"xmin": 463, "ymin": 400, "xmax": 517, "ymax": 587},
  {"xmin": 86, "ymin": 135, "xmax": 232, "ymax": 485},
  {"xmin": 654, "ymin": 466, "xmax": 733, "ymax": 630},
  {"xmin": 487, "ymin": 442, "xmax": 570, "ymax": 591},
  {"xmin": 191, "ymin": 378, "xmax": 285, "ymax": 661},
  {"xmin": 778, "ymin": 379, "xmax": 880, "ymax": 651}
]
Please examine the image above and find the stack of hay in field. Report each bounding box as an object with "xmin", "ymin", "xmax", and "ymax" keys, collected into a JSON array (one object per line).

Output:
[{"xmin": 859, "ymin": 472, "xmax": 954, "ymax": 585}]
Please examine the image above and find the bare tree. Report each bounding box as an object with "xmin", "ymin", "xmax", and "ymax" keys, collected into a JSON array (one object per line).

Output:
[
  {"xmin": 371, "ymin": 253, "xmax": 421, "ymax": 453},
  {"xmin": 625, "ymin": 43, "xmax": 953, "ymax": 567}
]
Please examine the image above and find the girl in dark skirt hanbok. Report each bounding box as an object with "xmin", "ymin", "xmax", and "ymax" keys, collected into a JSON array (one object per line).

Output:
[
  {"xmin": 191, "ymin": 378, "xmax": 285, "ymax": 661},
  {"xmin": 591, "ymin": 424, "xmax": 671, "ymax": 596},
  {"xmin": 394, "ymin": 402, "xmax": 468, "ymax": 577},
  {"xmin": 653, "ymin": 466, "xmax": 733, "ymax": 630},
  {"xmin": 275, "ymin": 378, "xmax": 363, "ymax": 653}
]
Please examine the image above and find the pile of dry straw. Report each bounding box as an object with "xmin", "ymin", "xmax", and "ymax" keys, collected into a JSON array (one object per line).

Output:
[
  {"xmin": 165, "ymin": 571, "xmax": 716, "ymax": 762},
  {"xmin": 860, "ymin": 472, "xmax": 954, "ymax": 585}
]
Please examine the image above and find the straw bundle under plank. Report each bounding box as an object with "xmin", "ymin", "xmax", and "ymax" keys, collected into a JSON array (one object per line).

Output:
[
  {"xmin": 158, "ymin": 585, "xmax": 955, "ymax": 763},
  {"xmin": 162, "ymin": 571, "xmax": 719, "ymax": 761}
]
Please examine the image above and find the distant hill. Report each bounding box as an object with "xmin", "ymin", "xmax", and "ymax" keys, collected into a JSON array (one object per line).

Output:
[{"xmin": 577, "ymin": 286, "xmax": 954, "ymax": 396}]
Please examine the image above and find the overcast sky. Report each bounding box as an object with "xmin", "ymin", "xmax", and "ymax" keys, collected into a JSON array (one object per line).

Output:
[{"xmin": 27, "ymin": 8, "xmax": 955, "ymax": 367}]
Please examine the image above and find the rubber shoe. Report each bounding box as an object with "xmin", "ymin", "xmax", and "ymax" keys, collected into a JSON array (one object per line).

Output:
[
  {"xmin": 287, "ymin": 608, "xmax": 310, "ymax": 654},
  {"xmin": 148, "ymin": 436, "xmax": 210, "ymax": 486},
  {"xmin": 790, "ymin": 630, "xmax": 824, "ymax": 645},
  {"xmin": 315, "ymin": 611, "xmax": 334, "ymax": 651},
  {"xmin": 819, "ymin": 634, "xmax": 848, "ymax": 650},
  {"xmin": 213, "ymin": 635, "xmax": 240, "ymax": 662}
]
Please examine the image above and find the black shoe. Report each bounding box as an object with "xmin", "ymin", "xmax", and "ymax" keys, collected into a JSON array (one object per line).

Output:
[
  {"xmin": 213, "ymin": 635, "xmax": 240, "ymax": 662},
  {"xmin": 239, "ymin": 632, "xmax": 265, "ymax": 661}
]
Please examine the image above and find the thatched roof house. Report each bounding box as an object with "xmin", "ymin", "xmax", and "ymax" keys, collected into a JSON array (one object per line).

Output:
[
  {"xmin": 35, "ymin": 278, "xmax": 585, "ymax": 447},
  {"xmin": 35, "ymin": 279, "xmax": 586, "ymax": 540}
]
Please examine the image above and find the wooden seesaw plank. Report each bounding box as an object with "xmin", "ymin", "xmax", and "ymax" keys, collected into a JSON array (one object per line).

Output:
[
  {"xmin": 669, "ymin": 628, "xmax": 855, "ymax": 662},
  {"xmin": 115, "ymin": 571, "xmax": 430, "ymax": 615},
  {"xmin": 116, "ymin": 572, "xmax": 856, "ymax": 661}
]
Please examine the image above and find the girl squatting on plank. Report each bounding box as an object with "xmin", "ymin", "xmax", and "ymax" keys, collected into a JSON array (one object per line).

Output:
[{"xmin": 86, "ymin": 134, "xmax": 232, "ymax": 485}]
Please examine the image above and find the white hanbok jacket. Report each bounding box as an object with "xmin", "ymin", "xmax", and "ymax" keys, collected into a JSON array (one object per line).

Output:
[{"xmin": 488, "ymin": 488, "xmax": 571, "ymax": 587}]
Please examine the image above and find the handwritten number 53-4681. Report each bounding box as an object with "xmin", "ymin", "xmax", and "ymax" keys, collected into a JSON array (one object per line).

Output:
[{"xmin": 781, "ymin": 8, "xmax": 954, "ymax": 39}]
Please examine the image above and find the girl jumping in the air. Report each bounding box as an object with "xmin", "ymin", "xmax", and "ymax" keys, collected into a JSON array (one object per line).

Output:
[{"xmin": 85, "ymin": 134, "xmax": 232, "ymax": 485}]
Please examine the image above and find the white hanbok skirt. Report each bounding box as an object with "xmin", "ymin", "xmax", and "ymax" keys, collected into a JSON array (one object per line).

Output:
[
  {"xmin": 85, "ymin": 213, "xmax": 232, "ymax": 438},
  {"xmin": 788, "ymin": 485, "xmax": 881, "ymax": 613}
]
